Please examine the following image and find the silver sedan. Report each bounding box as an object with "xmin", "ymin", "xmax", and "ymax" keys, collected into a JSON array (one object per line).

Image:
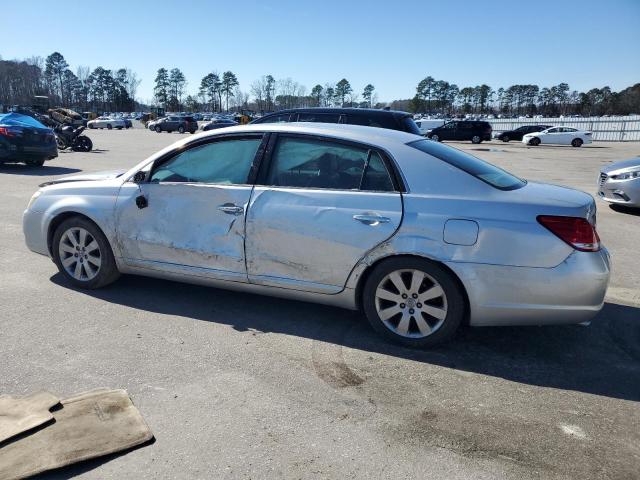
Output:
[
  {"xmin": 597, "ymin": 157, "xmax": 640, "ymax": 208},
  {"xmin": 23, "ymin": 124, "xmax": 610, "ymax": 347}
]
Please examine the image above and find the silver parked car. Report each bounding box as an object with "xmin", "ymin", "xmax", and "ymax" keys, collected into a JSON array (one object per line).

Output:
[
  {"xmin": 597, "ymin": 157, "xmax": 640, "ymax": 208},
  {"xmin": 23, "ymin": 124, "xmax": 610, "ymax": 347}
]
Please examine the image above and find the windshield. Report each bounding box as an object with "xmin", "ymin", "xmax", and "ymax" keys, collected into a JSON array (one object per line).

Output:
[{"xmin": 408, "ymin": 139, "xmax": 526, "ymax": 190}]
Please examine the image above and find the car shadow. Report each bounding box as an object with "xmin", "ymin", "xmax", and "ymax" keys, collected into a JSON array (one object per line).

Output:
[
  {"xmin": 50, "ymin": 273, "xmax": 640, "ymax": 402},
  {"xmin": 0, "ymin": 165, "xmax": 81, "ymax": 176},
  {"xmin": 610, "ymin": 204, "xmax": 640, "ymax": 216}
]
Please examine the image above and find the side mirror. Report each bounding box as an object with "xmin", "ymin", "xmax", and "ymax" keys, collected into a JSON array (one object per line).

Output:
[{"xmin": 133, "ymin": 171, "xmax": 146, "ymax": 183}]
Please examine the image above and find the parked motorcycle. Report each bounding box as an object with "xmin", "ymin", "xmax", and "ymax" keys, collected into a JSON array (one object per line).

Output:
[{"xmin": 54, "ymin": 125, "xmax": 93, "ymax": 152}]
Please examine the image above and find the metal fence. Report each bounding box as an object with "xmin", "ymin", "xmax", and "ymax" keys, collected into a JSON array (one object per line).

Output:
[{"xmin": 488, "ymin": 115, "xmax": 640, "ymax": 142}]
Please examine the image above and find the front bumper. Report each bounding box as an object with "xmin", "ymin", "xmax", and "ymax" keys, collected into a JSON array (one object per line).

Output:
[
  {"xmin": 23, "ymin": 208, "xmax": 50, "ymax": 257},
  {"xmin": 597, "ymin": 173, "xmax": 640, "ymax": 207},
  {"xmin": 446, "ymin": 248, "xmax": 611, "ymax": 326}
]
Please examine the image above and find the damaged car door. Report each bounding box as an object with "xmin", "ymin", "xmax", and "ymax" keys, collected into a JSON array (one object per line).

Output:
[
  {"xmin": 114, "ymin": 134, "xmax": 265, "ymax": 281},
  {"xmin": 246, "ymin": 134, "xmax": 403, "ymax": 293}
]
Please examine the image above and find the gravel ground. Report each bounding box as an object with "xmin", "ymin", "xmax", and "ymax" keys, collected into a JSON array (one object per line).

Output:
[{"xmin": 1, "ymin": 124, "xmax": 638, "ymax": 479}]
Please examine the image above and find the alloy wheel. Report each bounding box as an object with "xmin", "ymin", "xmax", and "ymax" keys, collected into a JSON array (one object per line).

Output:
[
  {"xmin": 374, "ymin": 269, "xmax": 448, "ymax": 338},
  {"xmin": 58, "ymin": 227, "xmax": 102, "ymax": 281}
]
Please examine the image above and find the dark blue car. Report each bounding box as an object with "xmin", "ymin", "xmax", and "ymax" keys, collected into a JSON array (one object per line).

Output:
[{"xmin": 0, "ymin": 113, "xmax": 57, "ymax": 166}]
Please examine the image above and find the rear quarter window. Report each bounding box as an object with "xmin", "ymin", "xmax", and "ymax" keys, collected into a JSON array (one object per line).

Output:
[{"xmin": 408, "ymin": 139, "xmax": 526, "ymax": 191}]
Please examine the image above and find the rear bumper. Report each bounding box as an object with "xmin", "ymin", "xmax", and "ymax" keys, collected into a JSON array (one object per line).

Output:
[
  {"xmin": 446, "ymin": 248, "xmax": 611, "ymax": 326},
  {"xmin": 0, "ymin": 142, "xmax": 57, "ymax": 162}
]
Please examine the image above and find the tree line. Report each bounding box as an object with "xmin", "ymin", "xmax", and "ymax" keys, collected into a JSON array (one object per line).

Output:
[
  {"xmin": 152, "ymin": 70, "xmax": 377, "ymax": 113},
  {"xmin": 404, "ymin": 76, "xmax": 640, "ymax": 116},
  {"xmin": 2, "ymin": 51, "xmax": 638, "ymax": 116},
  {"xmin": 0, "ymin": 51, "xmax": 140, "ymax": 113}
]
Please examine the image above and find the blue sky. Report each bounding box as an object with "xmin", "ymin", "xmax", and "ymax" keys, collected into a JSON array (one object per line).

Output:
[{"xmin": 3, "ymin": 0, "xmax": 639, "ymax": 102}]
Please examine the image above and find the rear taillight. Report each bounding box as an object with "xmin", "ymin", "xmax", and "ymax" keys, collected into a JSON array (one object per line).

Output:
[
  {"xmin": 0, "ymin": 126, "xmax": 20, "ymax": 137},
  {"xmin": 537, "ymin": 215, "xmax": 600, "ymax": 252}
]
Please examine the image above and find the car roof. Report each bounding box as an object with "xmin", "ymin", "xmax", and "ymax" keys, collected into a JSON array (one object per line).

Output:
[
  {"xmin": 162, "ymin": 123, "xmax": 423, "ymax": 155},
  {"xmin": 259, "ymin": 107, "xmax": 411, "ymax": 118}
]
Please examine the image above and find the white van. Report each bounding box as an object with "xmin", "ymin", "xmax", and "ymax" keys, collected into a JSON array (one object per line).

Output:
[{"xmin": 414, "ymin": 119, "xmax": 445, "ymax": 135}]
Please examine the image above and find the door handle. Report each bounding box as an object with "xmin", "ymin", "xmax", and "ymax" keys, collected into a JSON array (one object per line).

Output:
[
  {"xmin": 353, "ymin": 214, "xmax": 391, "ymax": 225},
  {"xmin": 218, "ymin": 204, "xmax": 244, "ymax": 215}
]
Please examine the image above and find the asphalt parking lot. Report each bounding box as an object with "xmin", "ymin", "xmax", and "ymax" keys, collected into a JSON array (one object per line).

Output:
[{"xmin": 1, "ymin": 125, "xmax": 639, "ymax": 479}]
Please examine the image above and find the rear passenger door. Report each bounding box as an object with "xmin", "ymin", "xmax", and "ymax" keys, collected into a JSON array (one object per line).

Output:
[{"xmin": 245, "ymin": 134, "xmax": 403, "ymax": 294}]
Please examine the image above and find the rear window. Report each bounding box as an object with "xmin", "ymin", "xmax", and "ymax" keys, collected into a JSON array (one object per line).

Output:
[
  {"xmin": 400, "ymin": 115, "xmax": 421, "ymax": 134},
  {"xmin": 408, "ymin": 139, "xmax": 526, "ymax": 190}
]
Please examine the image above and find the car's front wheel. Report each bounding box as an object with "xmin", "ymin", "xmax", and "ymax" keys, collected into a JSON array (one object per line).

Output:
[
  {"xmin": 471, "ymin": 135, "xmax": 482, "ymax": 144},
  {"xmin": 178, "ymin": 125, "xmax": 185, "ymax": 133},
  {"xmin": 571, "ymin": 138, "xmax": 583, "ymax": 147},
  {"xmin": 52, "ymin": 217, "xmax": 120, "ymax": 289},
  {"xmin": 430, "ymin": 134, "xmax": 440, "ymax": 142},
  {"xmin": 362, "ymin": 257, "xmax": 465, "ymax": 347},
  {"xmin": 529, "ymin": 137, "xmax": 541, "ymax": 146},
  {"xmin": 155, "ymin": 126, "xmax": 161, "ymax": 133}
]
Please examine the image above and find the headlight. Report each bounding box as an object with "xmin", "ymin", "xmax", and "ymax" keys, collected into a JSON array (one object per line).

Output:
[
  {"xmin": 612, "ymin": 170, "xmax": 640, "ymax": 180},
  {"xmin": 27, "ymin": 190, "xmax": 42, "ymax": 210}
]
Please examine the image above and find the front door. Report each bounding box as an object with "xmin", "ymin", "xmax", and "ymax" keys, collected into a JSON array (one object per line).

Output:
[
  {"xmin": 245, "ymin": 134, "xmax": 403, "ymax": 293},
  {"xmin": 115, "ymin": 134, "xmax": 265, "ymax": 281}
]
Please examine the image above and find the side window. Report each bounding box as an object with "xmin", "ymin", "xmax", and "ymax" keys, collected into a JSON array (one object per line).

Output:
[
  {"xmin": 346, "ymin": 115, "xmax": 395, "ymax": 130},
  {"xmin": 150, "ymin": 137, "xmax": 262, "ymax": 184},
  {"xmin": 258, "ymin": 113, "xmax": 291, "ymax": 124},
  {"xmin": 361, "ymin": 152, "xmax": 395, "ymax": 192},
  {"xmin": 265, "ymin": 136, "xmax": 369, "ymax": 190},
  {"xmin": 297, "ymin": 113, "xmax": 341, "ymax": 123},
  {"xmin": 547, "ymin": 127, "xmax": 559, "ymax": 133}
]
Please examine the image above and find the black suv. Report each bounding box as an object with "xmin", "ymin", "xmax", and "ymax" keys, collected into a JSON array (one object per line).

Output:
[
  {"xmin": 494, "ymin": 125, "xmax": 552, "ymax": 142},
  {"xmin": 153, "ymin": 115, "xmax": 198, "ymax": 134},
  {"xmin": 250, "ymin": 108, "xmax": 421, "ymax": 135},
  {"xmin": 425, "ymin": 120, "xmax": 492, "ymax": 144}
]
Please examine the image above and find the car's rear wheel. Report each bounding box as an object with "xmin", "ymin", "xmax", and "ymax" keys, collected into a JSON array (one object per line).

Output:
[
  {"xmin": 155, "ymin": 126, "xmax": 161, "ymax": 133},
  {"xmin": 430, "ymin": 134, "xmax": 440, "ymax": 142},
  {"xmin": 25, "ymin": 158, "xmax": 45, "ymax": 167},
  {"xmin": 502, "ymin": 135, "xmax": 510, "ymax": 142},
  {"xmin": 107, "ymin": 124, "xmax": 112, "ymax": 130},
  {"xmin": 529, "ymin": 137, "xmax": 541, "ymax": 146},
  {"xmin": 471, "ymin": 135, "xmax": 482, "ymax": 144},
  {"xmin": 571, "ymin": 138, "xmax": 583, "ymax": 147},
  {"xmin": 52, "ymin": 217, "xmax": 119, "ymax": 289},
  {"xmin": 362, "ymin": 257, "xmax": 465, "ymax": 347},
  {"xmin": 178, "ymin": 125, "xmax": 185, "ymax": 133}
]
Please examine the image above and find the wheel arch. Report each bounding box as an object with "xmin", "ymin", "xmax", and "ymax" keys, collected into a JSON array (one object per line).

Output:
[
  {"xmin": 47, "ymin": 211, "xmax": 108, "ymax": 257},
  {"xmin": 353, "ymin": 253, "xmax": 470, "ymax": 325}
]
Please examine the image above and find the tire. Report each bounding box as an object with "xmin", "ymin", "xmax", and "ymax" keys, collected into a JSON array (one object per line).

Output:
[
  {"xmin": 116, "ymin": 127, "xmax": 123, "ymax": 130},
  {"xmin": 155, "ymin": 126, "xmax": 161, "ymax": 133},
  {"xmin": 502, "ymin": 135, "xmax": 510, "ymax": 142},
  {"xmin": 107, "ymin": 124, "xmax": 112, "ymax": 130},
  {"xmin": 190, "ymin": 130, "xmax": 197, "ymax": 134},
  {"xmin": 178, "ymin": 125, "xmax": 185, "ymax": 134},
  {"xmin": 430, "ymin": 134, "xmax": 440, "ymax": 142},
  {"xmin": 471, "ymin": 135, "xmax": 482, "ymax": 144},
  {"xmin": 529, "ymin": 137, "xmax": 541, "ymax": 146},
  {"xmin": 571, "ymin": 138, "xmax": 583, "ymax": 147},
  {"xmin": 88, "ymin": 123, "xmax": 95, "ymax": 129},
  {"xmin": 52, "ymin": 217, "xmax": 120, "ymax": 289},
  {"xmin": 72, "ymin": 136, "xmax": 93, "ymax": 152},
  {"xmin": 25, "ymin": 158, "xmax": 45, "ymax": 167},
  {"xmin": 362, "ymin": 257, "xmax": 465, "ymax": 347}
]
